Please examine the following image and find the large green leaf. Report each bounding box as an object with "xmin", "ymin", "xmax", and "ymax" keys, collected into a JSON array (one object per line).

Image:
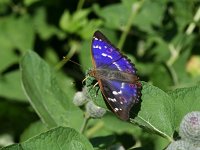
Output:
[
  {"xmin": 86, "ymin": 78, "xmax": 174, "ymax": 140},
  {"xmin": 21, "ymin": 51, "xmax": 83, "ymax": 129},
  {"xmin": 2, "ymin": 127, "xmax": 93, "ymax": 150},
  {"xmin": 131, "ymin": 82, "xmax": 174, "ymax": 141}
]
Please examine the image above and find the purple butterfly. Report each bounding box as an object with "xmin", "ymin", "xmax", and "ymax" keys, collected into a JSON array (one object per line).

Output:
[{"xmin": 88, "ymin": 31, "xmax": 141, "ymax": 121}]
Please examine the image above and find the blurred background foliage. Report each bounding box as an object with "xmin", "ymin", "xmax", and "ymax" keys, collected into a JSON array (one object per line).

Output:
[{"xmin": 0, "ymin": 0, "xmax": 200, "ymax": 149}]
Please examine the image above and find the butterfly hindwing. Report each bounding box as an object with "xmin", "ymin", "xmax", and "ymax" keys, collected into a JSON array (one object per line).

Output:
[{"xmin": 98, "ymin": 79, "xmax": 140, "ymax": 120}]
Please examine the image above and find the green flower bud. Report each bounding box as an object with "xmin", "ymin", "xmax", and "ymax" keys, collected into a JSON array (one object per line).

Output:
[
  {"xmin": 179, "ymin": 111, "xmax": 200, "ymax": 147},
  {"xmin": 86, "ymin": 101, "xmax": 106, "ymax": 118}
]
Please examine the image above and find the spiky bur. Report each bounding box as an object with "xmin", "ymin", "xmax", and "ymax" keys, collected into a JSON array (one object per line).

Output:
[
  {"xmin": 179, "ymin": 111, "xmax": 200, "ymax": 147},
  {"xmin": 86, "ymin": 101, "xmax": 106, "ymax": 118},
  {"xmin": 73, "ymin": 87, "xmax": 88, "ymax": 106},
  {"xmin": 73, "ymin": 73, "xmax": 107, "ymax": 119},
  {"xmin": 166, "ymin": 140, "xmax": 197, "ymax": 150}
]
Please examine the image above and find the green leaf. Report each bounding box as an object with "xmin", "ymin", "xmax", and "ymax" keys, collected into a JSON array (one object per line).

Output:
[
  {"xmin": 94, "ymin": 3, "xmax": 130, "ymax": 29},
  {"xmin": 79, "ymin": 40, "xmax": 92, "ymax": 70},
  {"xmin": 20, "ymin": 121, "xmax": 48, "ymax": 142},
  {"xmin": 102, "ymin": 114, "xmax": 141, "ymax": 135},
  {"xmin": 85, "ymin": 76, "xmax": 107, "ymax": 110},
  {"xmin": 59, "ymin": 9, "xmax": 90, "ymax": 33},
  {"xmin": 0, "ymin": 14, "xmax": 35, "ymax": 71},
  {"xmin": 94, "ymin": 0, "xmax": 166, "ymax": 33},
  {"xmin": 168, "ymin": 85, "xmax": 200, "ymax": 131},
  {"xmin": 150, "ymin": 64, "xmax": 172, "ymax": 90},
  {"xmin": 33, "ymin": 8, "xmax": 65, "ymax": 40},
  {"xmin": 0, "ymin": 70, "xmax": 27, "ymax": 101},
  {"xmin": 78, "ymin": 19, "xmax": 103, "ymax": 40},
  {"xmin": 86, "ymin": 81, "xmax": 175, "ymax": 141},
  {"xmin": 24, "ymin": 0, "xmax": 40, "ymax": 6},
  {"xmin": 21, "ymin": 51, "xmax": 83, "ymax": 129},
  {"xmin": 173, "ymin": 0, "xmax": 194, "ymax": 31},
  {"xmin": 2, "ymin": 127, "xmax": 93, "ymax": 150},
  {"xmin": 131, "ymin": 82, "xmax": 174, "ymax": 141},
  {"xmin": 134, "ymin": 0, "xmax": 167, "ymax": 33},
  {"xmin": 1, "ymin": 15, "xmax": 35, "ymax": 51}
]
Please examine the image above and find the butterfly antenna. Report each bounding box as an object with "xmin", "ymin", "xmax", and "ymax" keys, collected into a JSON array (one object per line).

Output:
[{"xmin": 64, "ymin": 57, "xmax": 82, "ymax": 68}]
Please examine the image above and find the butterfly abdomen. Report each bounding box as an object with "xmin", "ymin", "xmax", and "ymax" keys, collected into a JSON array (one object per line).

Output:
[{"xmin": 89, "ymin": 69, "xmax": 139, "ymax": 84}]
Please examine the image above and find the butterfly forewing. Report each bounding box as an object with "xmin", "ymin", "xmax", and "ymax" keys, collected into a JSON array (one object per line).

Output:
[{"xmin": 92, "ymin": 31, "xmax": 137, "ymax": 74}]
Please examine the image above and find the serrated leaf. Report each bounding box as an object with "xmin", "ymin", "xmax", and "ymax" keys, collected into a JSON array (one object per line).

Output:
[
  {"xmin": 2, "ymin": 127, "xmax": 93, "ymax": 150},
  {"xmin": 20, "ymin": 51, "xmax": 83, "ymax": 129}
]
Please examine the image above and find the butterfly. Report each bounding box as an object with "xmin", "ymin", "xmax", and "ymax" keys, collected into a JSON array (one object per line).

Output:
[{"xmin": 88, "ymin": 31, "xmax": 141, "ymax": 121}]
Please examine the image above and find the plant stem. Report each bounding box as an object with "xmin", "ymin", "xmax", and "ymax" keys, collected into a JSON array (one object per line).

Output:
[
  {"xmin": 117, "ymin": 1, "xmax": 143, "ymax": 50},
  {"xmin": 77, "ymin": 0, "xmax": 85, "ymax": 11},
  {"xmin": 85, "ymin": 121, "xmax": 104, "ymax": 137},
  {"xmin": 80, "ymin": 113, "xmax": 90, "ymax": 134},
  {"xmin": 186, "ymin": 6, "xmax": 200, "ymax": 35},
  {"xmin": 166, "ymin": 6, "xmax": 200, "ymax": 85}
]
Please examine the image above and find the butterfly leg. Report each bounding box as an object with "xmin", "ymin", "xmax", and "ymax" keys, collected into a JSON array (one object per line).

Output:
[
  {"xmin": 95, "ymin": 86, "xmax": 100, "ymax": 97},
  {"xmin": 82, "ymin": 75, "xmax": 89, "ymax": 84},
  {"xmin": 92, "ymin": 82, "xmax": 100, "ymax": 97},
  {"xmin": 92, "ymin": 82, "xmax": 99, "ymax": 88}
]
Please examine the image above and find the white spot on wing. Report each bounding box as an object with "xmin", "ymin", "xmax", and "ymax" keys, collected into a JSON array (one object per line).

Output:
[
  {"xmin": 114, "ymin": 108, "xmax": 119, "ymax": 112},
  {"xmin": 108, "ymin": 97, "xmax": 116, "ymax": 102},
  {"xmin": 121, "ymin": 82, "xmax": 125, "ymax": 89},
  {"xmin": 113, "ymin": 62, "xmax": 121, "ymax": 71},
  {"xmin": 93, "ymin": 45, "xmax": 99, "ymax": 49},
  {"xmin": 101, "ymin": 53, "xmax": 113, "ymax": 59},
  {"xmin": 112, "ymin": 90, "xmax": 122, "ymax": 95}
]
